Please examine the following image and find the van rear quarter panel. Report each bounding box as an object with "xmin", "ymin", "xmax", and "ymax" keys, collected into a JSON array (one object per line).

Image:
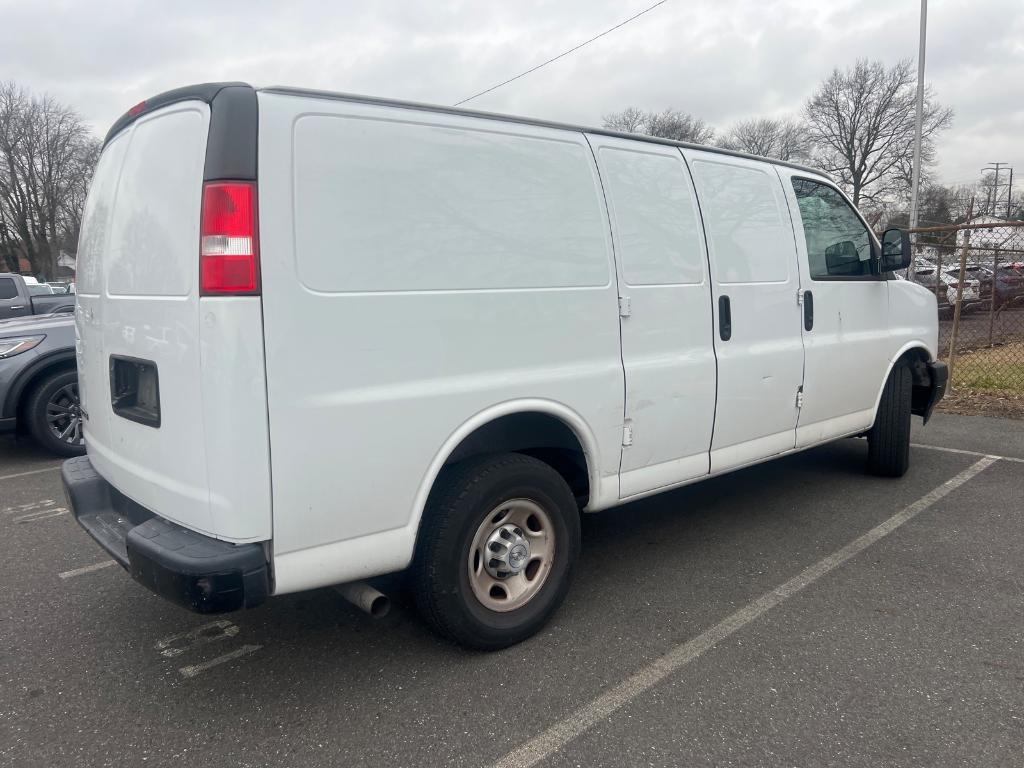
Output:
[
  {"xmin": 257, "ymin": 93, "xmax": 625, "ymax": 587},
  {"xmin": 76, "ymin": 101, "xmax": 272, "ymax": 543}
]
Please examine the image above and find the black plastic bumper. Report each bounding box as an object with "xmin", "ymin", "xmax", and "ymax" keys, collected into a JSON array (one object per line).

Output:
[
  {"xmin": 62, "ymin": 456, "xmax": 269, "ymax": 613},
  {"xmin": 922, "ymin": 361, "xmax": 949, "ymax": 424}
]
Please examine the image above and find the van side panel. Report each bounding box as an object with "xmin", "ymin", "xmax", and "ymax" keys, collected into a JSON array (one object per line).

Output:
[{"xmin": 257, "ymin": 93, "xmax": 624, "ymax": 579}]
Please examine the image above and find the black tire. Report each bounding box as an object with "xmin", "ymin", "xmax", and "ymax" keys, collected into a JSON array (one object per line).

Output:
[
  {"xmin": 411, "ymin": 453, "xmax": 581, "ymax": 651},
  {"xmin": 26, "ymin": 370, "xmax": 86, "ymax": 457},
  {"xmin": 867, "ymin": 364, "xmax": 912, "ymax": 477}
]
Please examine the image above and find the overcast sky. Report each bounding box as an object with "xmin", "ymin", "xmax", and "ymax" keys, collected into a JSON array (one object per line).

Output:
[{"xmin": 2, "ymin": 0, "xmax": 1020, "ymax": 186}]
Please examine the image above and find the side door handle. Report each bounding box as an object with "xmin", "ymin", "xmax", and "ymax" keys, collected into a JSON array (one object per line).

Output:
[
  {"xmin": 803, "ymin": 290, "xmax": 813, "ymax": 331},
  {"xmin": 718, "ymin": 295, "xmax": 732, "ymax": 341}
]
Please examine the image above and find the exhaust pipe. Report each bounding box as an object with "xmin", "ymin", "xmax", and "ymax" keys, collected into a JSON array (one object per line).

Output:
[{"xmin": 335, "ymin": 581, "xmax": 390, "ymax": 618}]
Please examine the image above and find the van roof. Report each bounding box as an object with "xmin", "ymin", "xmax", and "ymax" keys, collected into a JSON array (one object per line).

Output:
[{"xmin": 105, "ymin": 81, "xmax": 830, "ymax": 180}]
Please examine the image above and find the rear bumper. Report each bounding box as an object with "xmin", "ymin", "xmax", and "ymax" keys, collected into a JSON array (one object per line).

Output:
[{"xmin": 62, "ymin": 456, "xmax": 269, "ymax": 613}]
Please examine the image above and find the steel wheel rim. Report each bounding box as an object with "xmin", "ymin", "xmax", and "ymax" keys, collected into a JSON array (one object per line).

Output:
[
  {"xmin": 468, "ymin": 498, "xmax": 556, "ymax": 613},
  {"xmin": 46, "ymin": 382, "xmax": 84, "ymax": 446}
]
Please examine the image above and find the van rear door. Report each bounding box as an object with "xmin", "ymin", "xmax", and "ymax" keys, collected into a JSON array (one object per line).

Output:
[{"xmin": 75, "ymin": 86, "xmax": 272, "ymax": 543}]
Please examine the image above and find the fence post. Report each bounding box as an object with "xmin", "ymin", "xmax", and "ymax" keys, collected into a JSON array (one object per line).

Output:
[
  {"xmin": 947, "ymin": 199, "xmax": 974, "ymax": 389},
  {"xmin": 987, "ymin": 247, "xmax": 999, "ymax": 347}
]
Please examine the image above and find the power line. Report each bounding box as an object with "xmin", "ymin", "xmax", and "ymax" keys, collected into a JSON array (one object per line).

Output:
[{"xmin": 452, "ymin": 0, "xmax": 671, "ymax": 107}]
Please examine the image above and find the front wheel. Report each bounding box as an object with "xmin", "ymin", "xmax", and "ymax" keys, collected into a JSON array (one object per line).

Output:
[
  {"xmin": 411, "ymin": 453, "xmax": 581, "ymax": 650},
  {"xmin": 867, "ymin": 364, "xmax": 912, "ymax": 477}
]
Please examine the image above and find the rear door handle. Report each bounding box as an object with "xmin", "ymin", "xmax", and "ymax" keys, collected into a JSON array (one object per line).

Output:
[
  {"xmin": 718, "ymin": 295, "xmax": 732, "ymax": 341},
  {"xmin": 803, "ymin": 290, "xmax": 813, "ymax": 331}
]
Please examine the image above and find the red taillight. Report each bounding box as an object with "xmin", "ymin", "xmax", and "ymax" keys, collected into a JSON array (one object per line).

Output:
[
  {"xmin": 127, "ymin": 100, "xmax": 147, "ymax": 117},
  {"xmin": 200, "ymin": 182, "xmax": 259, "ymax": 295}
]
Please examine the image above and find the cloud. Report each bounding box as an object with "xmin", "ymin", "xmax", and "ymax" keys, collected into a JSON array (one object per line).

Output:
[{"xmin": 1, "ymin": 0, "xmax": 1020, "ymax": 186}]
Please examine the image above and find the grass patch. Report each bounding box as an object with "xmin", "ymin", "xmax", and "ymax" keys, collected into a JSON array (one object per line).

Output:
[{"xmin": 948, "ymin": 341, "xmax": 1024, "ymax": 393}]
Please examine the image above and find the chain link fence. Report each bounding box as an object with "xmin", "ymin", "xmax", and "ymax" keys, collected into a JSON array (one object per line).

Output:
[{"xmin": 907, "ymin": 220, "xmax": 1024, "ymax": 395}]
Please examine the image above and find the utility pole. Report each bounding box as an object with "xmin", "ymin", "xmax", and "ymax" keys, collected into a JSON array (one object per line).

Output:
[
  {"xmin": 981, "ymin": 162, "xmax": 1009, "ymax": 217},
  {"xmin": 947, "ymin": 197, "xmax": 974, "ymax": 389},
  {"xmin": 908, "ymin": 0, "xmax": 928, "ymax": 232},
  {"xmin": 1007, "ymin": 167, "xmax": 1014, "ymax": 220}
]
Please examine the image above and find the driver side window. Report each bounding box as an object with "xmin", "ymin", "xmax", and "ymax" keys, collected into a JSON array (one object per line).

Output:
[{"xmin": 792, "ymin": 178, "xmax": 873, "ymax": 279}]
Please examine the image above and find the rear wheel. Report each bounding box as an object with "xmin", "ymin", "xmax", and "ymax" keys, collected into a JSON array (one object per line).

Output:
[
  {"xmin": 412, "ymin": 453, "xmax": 580, "ymax": 650},
  {"xmin": 867, "ymin": 364, "xmax": 912, "ymax": 477},
  {"xmin": 26, "ymin": 370, "xmax": 86, "ymax": 457}
]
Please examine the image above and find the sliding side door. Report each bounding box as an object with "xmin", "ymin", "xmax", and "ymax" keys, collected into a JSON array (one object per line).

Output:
[
  {"xmin": 685, "ymin": 150, "xmax": 805, "ymax": 473},
  {"xmin": 589, "ymin": 135, "xmax": 716, "ymax": 497}
]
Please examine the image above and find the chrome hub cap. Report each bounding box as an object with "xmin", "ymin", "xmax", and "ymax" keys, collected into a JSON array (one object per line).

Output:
[
  {"xmin": 468, "ymin": 498, "xmax": 555, "ymax": 613},
  {"xmin": 483, "ymin": 525, "xmax": 531, "ymax": 578}
]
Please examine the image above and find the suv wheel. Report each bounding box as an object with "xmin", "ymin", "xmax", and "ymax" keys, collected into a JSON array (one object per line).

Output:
[
  {"xmin": 412, "ymin": 453, "xmax": 581, "ymax": 650},
  {"xmin": 26, "ymin": 370, "xmax": 86, "ymax": 457},
  {"xmin": 867, "ymin": 364, "xmax": 912, "ymax": 477}
]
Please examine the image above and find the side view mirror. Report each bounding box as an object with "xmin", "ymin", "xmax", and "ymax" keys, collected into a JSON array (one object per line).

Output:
[{"xmin": 880, "ymin": 228, "xmax": 912, "ymax": 272}]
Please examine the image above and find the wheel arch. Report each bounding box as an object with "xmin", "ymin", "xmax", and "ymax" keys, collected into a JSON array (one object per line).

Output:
[
  {"xmin": 408, "ymin": 399, "xmax": 603, "ymax": 542},
  {"xmin": 3, "ymin": 350, "xmax": 77, "ymax": 423},
  {"xmin": 871, "ymin": 342, "xmax": 934, "ymax": 420}
]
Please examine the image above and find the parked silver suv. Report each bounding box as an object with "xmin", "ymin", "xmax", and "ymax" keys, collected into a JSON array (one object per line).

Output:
[{"xmin": 0, "ymin": 312, "xmax": 83, "ymax": 456}]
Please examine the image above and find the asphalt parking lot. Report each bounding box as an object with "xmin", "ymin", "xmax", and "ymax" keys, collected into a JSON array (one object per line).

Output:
[{"xmin": 1, "ymin": 413, "xmax": 1022, "ymax": 768}]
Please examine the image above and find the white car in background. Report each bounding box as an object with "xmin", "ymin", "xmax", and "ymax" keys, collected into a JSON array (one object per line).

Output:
[
  {"xmin": 941, "ymin": 267, "xmax": 980, "ymax": 306},
  {"xmin": 910, "ymin": 259, "xmax": 981, "ymax": 313}
]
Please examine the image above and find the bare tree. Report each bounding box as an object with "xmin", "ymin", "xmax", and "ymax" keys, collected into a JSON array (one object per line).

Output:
[
  {"xmin": 601, "ymin": 106, "xmax": 646, "ymax": 134},
  {"xmin": 645, "ymin": 108, "xmax": 714, "ymax": 144},
  {"xmin": 718, "ymin": 117, "xmax": 809, "ymax": 162},
  {"xmin": 602, "ymin": 107, "xmax": 714, "ymax": 144},
  {"xmin": 804, "ymin": 59, "xmax": 952, "ymax": 207},
  {"xmin": 0, "ymin": 81, "xmax": 98, "ymax": 279}
]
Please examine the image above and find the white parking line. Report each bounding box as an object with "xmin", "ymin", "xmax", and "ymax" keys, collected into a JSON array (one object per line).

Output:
[
  {"xmin": 58, "ymin": 560, "xmax": 117, "ymax": 579},
  {"xmin": 4, "ymin": 499, "xmax": 58, "ymax": 512},
  {"xmin": 911, "ymin": 442, "xmax": 1024, "ymax": 463},
  {"xmin": 155, "ymin": 620, "xmax": 240, "ymax": 659},
  {"xmin": 492, "ymin": 455, "xmax": 999, "ymax": 768},
  {"xmin": 178, "ymin": 644, "xmax": 262, "ymax": 679},
  {"xmin": 0, "ymin": 465, "xmax": 62, "ymax": 482},
  {"xmin": 5, "ymin": 499, "xmax": 69, "ymax": 522},
  {"xmin": 13, "ymin": 507, "xmax": 68, "ymax": 523}
]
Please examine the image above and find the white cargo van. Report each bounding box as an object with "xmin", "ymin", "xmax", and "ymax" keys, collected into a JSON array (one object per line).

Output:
[{"xmin": 64, "ymin": 83, "xmax": 947, "ymax": 649}]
